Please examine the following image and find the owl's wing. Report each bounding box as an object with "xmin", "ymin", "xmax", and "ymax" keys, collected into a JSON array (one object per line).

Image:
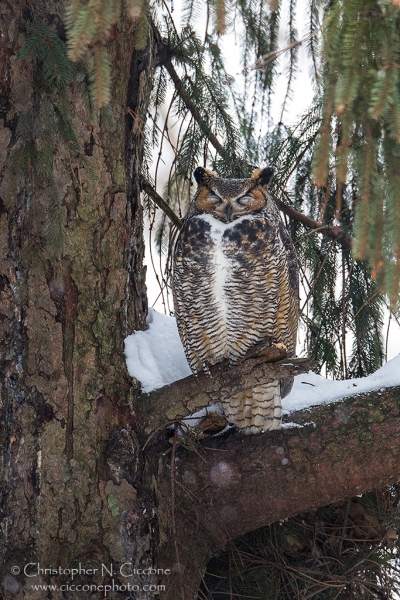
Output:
[
  {"xmin": 277, "ymin": 219, "xmax": 299, "ymax": 398},
  {"xmin": 173, "ymin": 217, "xmax": 228, "ymax": 374},
  {"xmin": 279, "ymin": 219, "xmax": 299, "ymax": 310}
]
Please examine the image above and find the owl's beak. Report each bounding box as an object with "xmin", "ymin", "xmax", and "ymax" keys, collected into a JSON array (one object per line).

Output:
[{"xmin": 225, "ymin": 205, "xmax": 233, "ymax": 222}]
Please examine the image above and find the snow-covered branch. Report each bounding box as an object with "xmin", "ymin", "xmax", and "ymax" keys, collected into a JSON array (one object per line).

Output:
[{"xmin": 135, "ymin": 351, "xmax": 311, "ymax": 436}]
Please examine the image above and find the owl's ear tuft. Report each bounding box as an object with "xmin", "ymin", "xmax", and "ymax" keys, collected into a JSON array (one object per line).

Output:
[
  {"xmin": 193, "ymin": 166, "xmax": 216, "ymax": 185},
  {"xmin": 251, "ymin": 167, "xmax": 274, "ymax": 187}
]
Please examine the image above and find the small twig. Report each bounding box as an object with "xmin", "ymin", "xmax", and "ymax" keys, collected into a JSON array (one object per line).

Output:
[
  {"xmin": 294, "ymin": 226, "xmax": 331, "ymax": 244},
  {"xmin": 228, "ymin": 546, "xmax": 233, "ymax": 600},
  {"xmin": 126, "ymin": 107, "xmax": 145, "ymax": 136},
  {"xmin": 174, "ymin": 478, "xmax": 202, "ymax": 502},
  {"xmin": 245, "ymin": 26, "xmax": 322, "ymax": 73},
  {"xmin": 278, "ymin": 199, "xmax": 352, "ymax": 251},
  {"xmin": 353, "ymin": 292, "xmax": 380, "ymax": 320},
  {"xmin": 340, "ymin": 499, "xmax": 351, "ymax": 554},
  {"xmin": 141, "ymin": 421, "xmax": 176, "ymax": 451}
]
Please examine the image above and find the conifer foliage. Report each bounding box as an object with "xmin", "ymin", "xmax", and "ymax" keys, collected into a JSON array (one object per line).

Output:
[
  {"xmin": 66, "ymin": 0, "xmax": 151, "ymax": 106},
  {"xmin": 313, "ymin": 0, "xmax": 400, "ymax": 308}
]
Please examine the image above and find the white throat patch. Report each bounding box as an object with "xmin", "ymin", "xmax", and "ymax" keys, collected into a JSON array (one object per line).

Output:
[{"xmin": 194, "ymin": 213, "xmax": 256, "ymax": 327}]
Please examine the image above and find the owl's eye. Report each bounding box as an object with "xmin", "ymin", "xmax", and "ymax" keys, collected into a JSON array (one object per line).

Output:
[
  {"xmin": 237, "ymin": 195, "xmax": 254, "ymax": 205},
  {"xmin": 209, "ymin": 195, "xmax": 224, "ymax": 205}
]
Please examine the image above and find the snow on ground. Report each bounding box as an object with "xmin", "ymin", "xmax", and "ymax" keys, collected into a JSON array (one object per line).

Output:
[{"xmin": 125, "ymin": 309, "xmax": 400, "ymax": 414}]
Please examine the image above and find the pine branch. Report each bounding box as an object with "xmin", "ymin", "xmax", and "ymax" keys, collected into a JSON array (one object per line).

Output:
[
  {"xmin": 154, "ymin": 31, "xmax": 229, "ymax": 162},
  {"xmin": 164, "ymin": 59, "xmax": 227, "ymax": 160},
  {"xmin": 278, "ymin": 199, "xmax": 352, "ymax": 251},
  {"xmin": 141, "ymin": 180, "xmax": 183, "ymax": 229}
]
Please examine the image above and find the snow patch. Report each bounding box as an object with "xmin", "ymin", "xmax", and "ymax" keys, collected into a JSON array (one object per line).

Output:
[
  {"xmin": 124, "ymin": 308, "xmax": 192, "ymax": 393},
  {"xmin": 283, "ymin": 357, "xmax": 400, "ymax": 414},
  {"xmin": 124, "ymin": 309, "xmax": 400, "ymax": 412}
]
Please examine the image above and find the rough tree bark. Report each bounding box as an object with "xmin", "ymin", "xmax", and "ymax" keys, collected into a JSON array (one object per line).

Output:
[
  {"xmin": 0, "ymin": 2, "xmax": 152, "ymax": 598},
  {"xmin": 1, "ymin": 4, "xmax": 400, "ymax": 600}
]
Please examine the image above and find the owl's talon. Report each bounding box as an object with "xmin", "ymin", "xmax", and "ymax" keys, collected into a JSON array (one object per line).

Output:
[{"xmin": 272, "ymin": 342, "xmax": 287, "ymax": 352}]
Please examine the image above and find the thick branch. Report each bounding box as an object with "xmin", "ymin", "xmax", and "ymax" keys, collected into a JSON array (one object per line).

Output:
[
  {"xmin": 153, "ymin": 384, "xmax": 400, "ymax": 598},
  {"xmin": 134, "ymin": 346, "xmax": 312, "ymax": 435}
]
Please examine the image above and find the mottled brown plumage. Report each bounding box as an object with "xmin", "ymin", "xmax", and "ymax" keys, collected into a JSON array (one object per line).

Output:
[{"xmin": 173, "ymin": 167, "xmax": 299, "ymax": 434}]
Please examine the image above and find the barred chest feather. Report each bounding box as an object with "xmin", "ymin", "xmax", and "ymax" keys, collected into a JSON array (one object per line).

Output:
[
  {"xmin": 174, "ymin": 210, "xmax": 284, "ymax": 372},
  {"xmin": 195, "ymin": 212, "xmax": 258, "ymax": 326}
]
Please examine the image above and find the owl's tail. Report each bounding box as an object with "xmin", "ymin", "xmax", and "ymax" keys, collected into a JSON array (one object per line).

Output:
[{"xmin": 221, "ymin": 381, "xmax": 282, "ymax": 434}]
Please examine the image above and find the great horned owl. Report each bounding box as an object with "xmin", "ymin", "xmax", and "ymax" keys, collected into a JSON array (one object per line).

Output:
[{"xmin": 173, "ymin": 166, "xmax": 299, "ymax": 434}]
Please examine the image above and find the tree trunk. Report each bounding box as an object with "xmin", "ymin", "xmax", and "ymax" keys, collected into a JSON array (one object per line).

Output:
[{"xmin": 0, "ymin": 2, "xmax": 153, "ymax": 598}]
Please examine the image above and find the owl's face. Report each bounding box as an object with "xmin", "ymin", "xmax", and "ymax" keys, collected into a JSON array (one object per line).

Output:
[{"xmin": 192, "ymin": 166, "xmax": 274, "ymax": 223}]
